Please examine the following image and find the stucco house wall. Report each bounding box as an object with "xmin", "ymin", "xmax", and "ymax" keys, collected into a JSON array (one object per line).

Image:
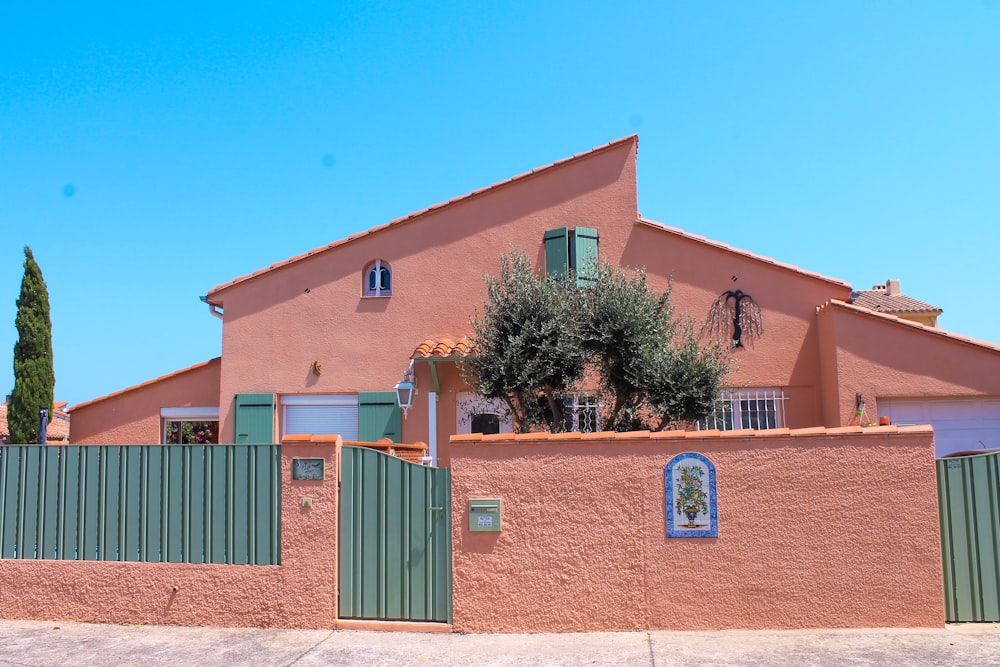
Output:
[
  {"xmin": 70, "ymin": 358, "xmax": 221, "ymax": 444},
  {"xmin": 68, "ymin": 135, "xmax": 1000, "ymax": 458},
  {"xmin": 449, "ymin": 427, "xmax": 943, "ymax": 632},
  {"xmin": 209, "ymin": 138, "xmax": 638, "ymax": 452}
]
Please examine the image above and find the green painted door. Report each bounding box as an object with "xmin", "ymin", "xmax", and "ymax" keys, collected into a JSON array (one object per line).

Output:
[
  {"xmin": 358, "ymin": 392, "xmax": 401, "ymax": 443},
  {"xmin": 234, "ymin": 394, "xmax": 275, "ymax": 444},
  {"xmin": 339, "ymin": 446, "xmax": 451, "ymax": 623}
]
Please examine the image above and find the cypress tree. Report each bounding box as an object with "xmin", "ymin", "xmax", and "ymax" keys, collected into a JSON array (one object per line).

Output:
[{"xmin": 9, "ymin": 246, "xmax": 55, "ymax": 444}]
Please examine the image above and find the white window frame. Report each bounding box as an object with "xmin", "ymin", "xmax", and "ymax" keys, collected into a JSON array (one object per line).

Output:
[
  {"xmin": 364, "ymin": 259, "xmax": 391, "ymax": 297},
  {"xmin": 160, "ymin": 407, "xmax": 220, "ymax": 444},
  {"xmin": 700, "ymin": 389, "xmax": 786, "ymax": 431},
  {"xmin": 456, "ymin": 393, "xmax": 514, "ymax": 435}
]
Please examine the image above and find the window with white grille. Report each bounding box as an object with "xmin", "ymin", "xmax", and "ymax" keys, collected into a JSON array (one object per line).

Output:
[
  {"xmin": 363, "ymin": 259, "xmax": 391, "ymax": 297},
  {"xmin": 700, "ymin": 389, "xmax": 785, "ymax": 431},
  {"xmin": 564, "ymin": 393, "xmax": 600, "ymax": 433}
]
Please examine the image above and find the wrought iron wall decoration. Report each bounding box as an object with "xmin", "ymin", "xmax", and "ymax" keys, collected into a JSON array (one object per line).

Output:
[{"xmin": 703, "ymin": 289, "xmax": 764, "ymax": 348}]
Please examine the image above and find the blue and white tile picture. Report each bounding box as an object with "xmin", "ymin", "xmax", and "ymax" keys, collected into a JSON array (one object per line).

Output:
[{"xmin": 665, "ymin": 452, "xmax": 718, "ymax": 538}]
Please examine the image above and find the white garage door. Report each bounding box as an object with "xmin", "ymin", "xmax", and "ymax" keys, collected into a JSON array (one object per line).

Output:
[{"xmin": 879, "ymin": 397, "xmax": 1000, "ymax": 457}]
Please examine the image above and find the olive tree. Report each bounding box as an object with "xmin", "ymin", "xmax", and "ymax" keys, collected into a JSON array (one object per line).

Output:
[
  {"xmin": 464, "ymin": 251, "xmax": 587, "ymax": 433},
  {"xmin": 465, "ymin": 251, "xmax": 729, "ymax": 434}
]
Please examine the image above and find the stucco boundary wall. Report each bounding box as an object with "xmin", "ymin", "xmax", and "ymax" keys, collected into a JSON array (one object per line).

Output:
[
  {"xmin": 449, "ymin": 425, "xmax": 944, "ymax": 633},
  {"xmin": 0, "ymin": 437, "xmax": 341, "ymax": 629}
]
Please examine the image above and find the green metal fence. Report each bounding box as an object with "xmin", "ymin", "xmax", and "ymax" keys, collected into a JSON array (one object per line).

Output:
[
  {"xmin": 0, "ymin": 444, "xmax": 281, "ymax": 565},
  {"xmin": 339, "ymin": 446, "xmax": 452, "ymax": 623},
  {"xmin": 937, "ymin": 451, "xmax": 1000, "ymax": 622}
]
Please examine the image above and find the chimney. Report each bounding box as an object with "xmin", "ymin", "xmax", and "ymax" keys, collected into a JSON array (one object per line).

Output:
[{"xmin": 885, "ymin": 278, "xmax": 901, "ymax": 297}]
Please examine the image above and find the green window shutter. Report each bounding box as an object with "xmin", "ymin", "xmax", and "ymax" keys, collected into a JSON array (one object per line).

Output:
[
  {"xmin": 572, "ymin": 226, "xmax": 599, "ymax": 287},
  {"xmin": 544, "ymin": 227, "xmax": 570, "ymax": 278},
  {"xmin": 234, "ymin": 393, "xmax": 275, "ymax": 444},
  {"xmin": 358, "ymin": 391, "xmax": 401, "ymax": 443}
]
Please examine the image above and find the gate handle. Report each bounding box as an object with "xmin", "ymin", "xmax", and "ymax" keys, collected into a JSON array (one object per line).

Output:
[{"xmin": 429, "ymin": 506, "xmax": 445, "ymax": 511}]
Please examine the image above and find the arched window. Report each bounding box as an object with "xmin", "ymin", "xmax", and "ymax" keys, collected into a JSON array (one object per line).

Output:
[{"xmin": 364, "ymin": 260, "xmax": 391, "ymax": 296}]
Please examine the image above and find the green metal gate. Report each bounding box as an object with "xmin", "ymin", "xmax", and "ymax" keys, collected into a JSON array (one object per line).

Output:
[
  {"xmin": 938, "ymin": 451, "xmax": 1000, "ymax": 621},
  {"xmin": 339, "ymin": 446, "xmax": 451, "ymax": 623}
]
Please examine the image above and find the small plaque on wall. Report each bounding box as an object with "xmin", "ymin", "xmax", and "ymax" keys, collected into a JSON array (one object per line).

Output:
[{"xmin": 292, "ymin": 458, "xmax": 325, "ymax": 480}]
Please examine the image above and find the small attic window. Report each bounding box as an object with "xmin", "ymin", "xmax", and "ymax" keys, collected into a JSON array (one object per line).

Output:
[{"xmin": 364, "ymin": 260, "xmax": 392, "ymax": 297}]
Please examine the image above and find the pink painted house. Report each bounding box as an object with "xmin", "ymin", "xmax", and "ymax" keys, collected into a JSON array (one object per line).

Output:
[{"xmin": 70, "ymin": 136, "xmax": 1000, "ymax": 458}]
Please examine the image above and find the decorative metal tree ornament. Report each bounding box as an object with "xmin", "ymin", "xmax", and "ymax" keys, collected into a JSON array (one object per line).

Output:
[{"xmin": 703, "ymin": 289, "xmax": 764, "ymax": 348}]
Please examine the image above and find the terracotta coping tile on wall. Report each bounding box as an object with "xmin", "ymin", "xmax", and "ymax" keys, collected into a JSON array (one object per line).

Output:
[
  {"xmin": 826, "ymin": 426, "xmax": 865, "ymax": 435},
  {"xmin": 789, "ymin": 427, "xmax": 829, "ymax": 437},
  {"xmin": 648, "ymin": 430, "xmax": 692, "ymax": 440},
  {"xmin": 611, "ymin": 430, "xmax": 652, "ymax": 440},
  {"xmin": 753, "ymin": 428, "xmax": 792, "ymax": 437},
  {"xmin": 862, "ymin": 424, "xmax": 898, "ymax": 434}
]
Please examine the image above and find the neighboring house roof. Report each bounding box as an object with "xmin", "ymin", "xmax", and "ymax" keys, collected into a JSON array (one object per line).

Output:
[
  {"xmin": 412, "ymin": 337, "xmax": 473, "ymax": 360},
  {"xmin": 0, "ymin": 402, "xmax": 70, "ymax": 444},
  {"xmin": 635, "ymin": 218, "xmax": 852, "ymax": 289},
  {"xmin": 819, "ymin": 299, "xmax": 998, "ymax": 354},
  {"xmin": 69, "ymin": 358, "xmax": 222, "ymax": 412},
  {"xmin": 851, "ymin": 279, "xmax": 942, "ymax": 316},
  {"xmin": 206, "ymin": 135, "xmax": 641, "ymax": 303}
]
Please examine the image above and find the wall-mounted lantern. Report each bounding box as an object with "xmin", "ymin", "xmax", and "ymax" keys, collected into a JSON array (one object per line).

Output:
[{"xmin": 395, "ymin": 360, "xmax": 417, "ymax": 418}]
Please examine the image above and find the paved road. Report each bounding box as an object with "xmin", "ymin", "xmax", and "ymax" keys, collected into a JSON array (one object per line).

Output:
[{"xmin": 0, "ymin": 620, "xmax": 998, "ymax": 666}]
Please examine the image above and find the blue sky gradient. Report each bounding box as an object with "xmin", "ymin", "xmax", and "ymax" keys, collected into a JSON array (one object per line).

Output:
[{"xmin": 2, "ymin": 2, "xmax": 999, "ymax": 405}]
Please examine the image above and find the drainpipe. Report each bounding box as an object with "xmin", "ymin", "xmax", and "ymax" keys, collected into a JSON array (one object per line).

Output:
[{"xmin": 199, "ymin": 295, "xmax": 224, "ymax": 320}]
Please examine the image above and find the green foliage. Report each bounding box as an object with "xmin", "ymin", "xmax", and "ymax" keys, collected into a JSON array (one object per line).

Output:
[
  {"xmin": 165, "ymin": 420, "xmax": 219, "ymax": 444},
  {"xmin": 466, "ymin": 251, "xmax": 730, "ymax": 434},
  {"xmin": 464, "ymin": 251, "xmax": 587, "ymax": 432},
  {"xmin": 9, "ymin": 247, "xmax": 55, "ymax": 444}
]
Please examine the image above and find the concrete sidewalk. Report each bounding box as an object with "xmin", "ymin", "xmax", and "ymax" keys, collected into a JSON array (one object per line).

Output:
[{"xmin": 0, "ymin": 620, "xmax": 998, "ymax": 666}]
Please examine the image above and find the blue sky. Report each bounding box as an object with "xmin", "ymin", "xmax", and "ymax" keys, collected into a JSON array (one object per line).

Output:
[{"xmin": 2, "ymin": 2, "xmax": 999, "ymax": 406}]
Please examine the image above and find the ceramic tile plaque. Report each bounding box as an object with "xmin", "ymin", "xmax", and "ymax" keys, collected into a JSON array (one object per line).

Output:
[
  {"xmin": 292, "ymin": 458, "xmax": 325, "ymax": 480},
  {"xmin": 665, "ymin": 452, "xmax": 718, "ymax": 538}
]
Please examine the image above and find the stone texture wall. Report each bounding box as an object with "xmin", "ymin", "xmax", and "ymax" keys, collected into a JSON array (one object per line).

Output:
[{"xmin": 450, "ymin": 426, "xmax": 944, "ymax": 632}]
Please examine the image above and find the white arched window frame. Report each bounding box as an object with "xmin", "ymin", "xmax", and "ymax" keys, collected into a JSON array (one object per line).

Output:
[{"xmin": 364, "ymin": 260, "xmax": 392, "ymax": 297}]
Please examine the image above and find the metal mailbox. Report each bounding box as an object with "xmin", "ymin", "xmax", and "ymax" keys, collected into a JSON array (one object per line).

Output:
[{"xmin": 469, "ymin": 498, "xmax": 502, "ymax": 532}]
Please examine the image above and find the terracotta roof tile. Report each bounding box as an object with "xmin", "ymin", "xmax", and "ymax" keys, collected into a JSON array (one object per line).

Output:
[
  {"xmin": 635, "ymin": 218, "xmax": 851, "ymax": 289},
  {"xmin": 206, "ymin": 136, "xmax": 639, "ymax": 302},
  {"xmin": 0, "ymin": 402, "xmax": 70, "ymax": 444},
  {"xmin": 69, "ymin": 357, "xmax": 222, "ymax": 412},
  {"xmin": 850, "ymin": 288, "xmax": 942, "ymax": 315},
  {"xmin": 412, "ymin": 337, "xmax": 473, "ymax": 359}
]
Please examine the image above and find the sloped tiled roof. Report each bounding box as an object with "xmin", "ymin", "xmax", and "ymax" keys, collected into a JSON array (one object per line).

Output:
[
  {"xmin": 412, "ymin": 337, "xmax": 473, "ymax": 360},
  {"xmin": 0, "ymin": 402, "xmax": 70, "ymax": 444},
  {"xmin": 818, "ymin": 300, "xmax": 1000, "ymax": 353},
  {"xmin": 851, "ymin": 288, "xmax": 942, "ymax": 315},
  {"xmin": 635, "ymin": 218, "xmax": 852, "ymax": 289},
  {"xmin": 69, "ymin": 357, "xmax": 222, "ymax": 412},
  {"xmin": 206, "ymin": 136, "xmax": 640, "ymax": 302}
]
